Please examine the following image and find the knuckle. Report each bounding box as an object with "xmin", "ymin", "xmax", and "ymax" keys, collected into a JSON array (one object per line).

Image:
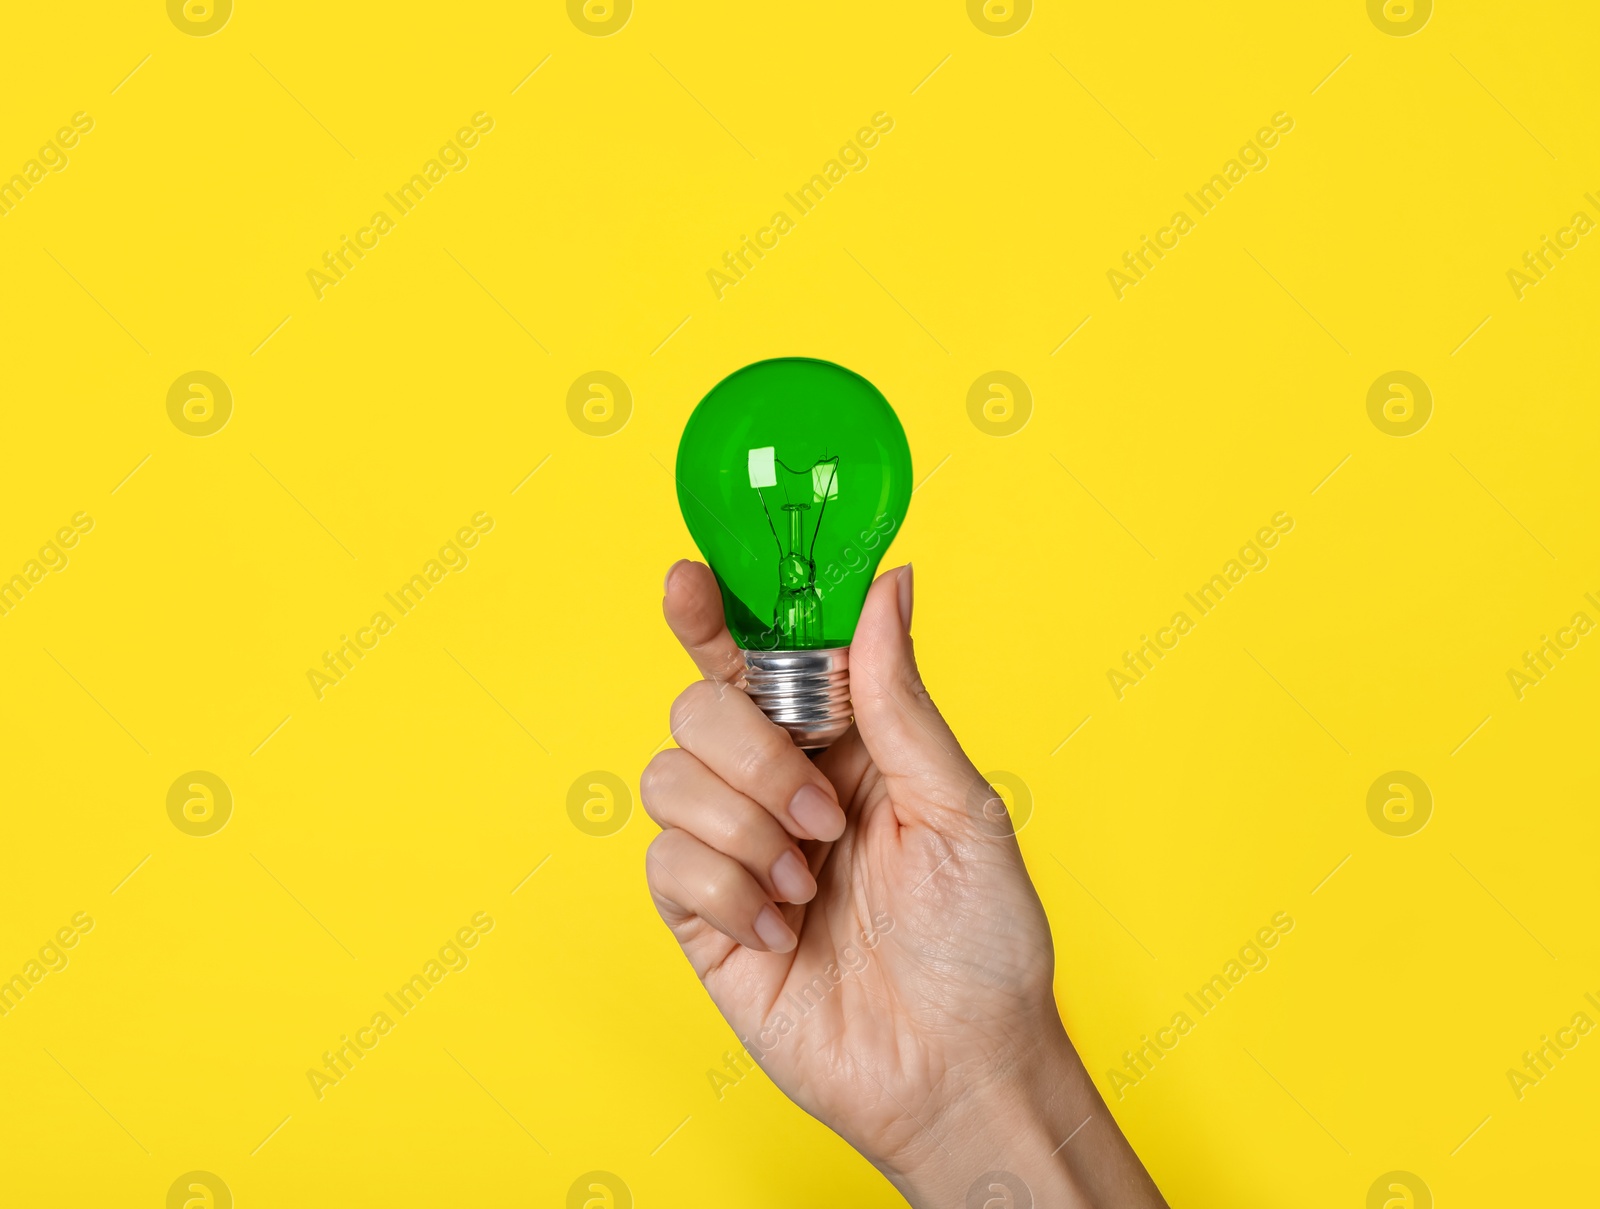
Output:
[
  {"xmin": 731, "ymin": 743, "xmax": 767, "ymax": 785},
  {"xmin": 705, "ymin": 803, "xmax": 754, "ymax": 854},
  {"xmin": 733, "ymin": 723, "xmax": 789, "ymax": 784},
  {"xmin": 700, "ymin": 865, "xmax": 747, "ymax": 913},
  {"xmin": 644, "ymin": 829, "xmax": 675, "ymax": 876},
  {"xmin": 669, "ymin": 679, "xmax": 716, "ymax": 736},
  {"xmin": 639, "ymin": 749, "xmax": 686, "ymax": 813}
]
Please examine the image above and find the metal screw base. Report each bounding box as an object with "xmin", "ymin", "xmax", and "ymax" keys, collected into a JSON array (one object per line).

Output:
[{"xmin": 741, "ymin": 646, "xmax": 853, "ymax": 751}]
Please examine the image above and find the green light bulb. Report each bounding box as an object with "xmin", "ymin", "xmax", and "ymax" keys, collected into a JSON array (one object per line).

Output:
[{"xmin": 676, "ymin": 357, "xmax": 912, "ymax": 748}]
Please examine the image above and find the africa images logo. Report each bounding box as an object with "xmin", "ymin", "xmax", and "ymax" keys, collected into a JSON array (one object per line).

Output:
[
  {"xmin": 1367, "ymin": 1171, "xmax": 1431, "ymax": 1208},
  {"xmin": 167, "ymin": 1171, "xmax": 232, "ymax": 1209}
]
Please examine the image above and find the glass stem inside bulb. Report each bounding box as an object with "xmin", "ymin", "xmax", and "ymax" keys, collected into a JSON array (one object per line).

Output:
[{"xmin": 775, "ymin": 503, "xmax": 820, "ymax": 645}]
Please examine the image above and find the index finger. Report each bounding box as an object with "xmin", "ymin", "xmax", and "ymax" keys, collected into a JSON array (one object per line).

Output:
[{"xmin": 663, "ymin": 559, "xmax": 747, "ymax": 685}]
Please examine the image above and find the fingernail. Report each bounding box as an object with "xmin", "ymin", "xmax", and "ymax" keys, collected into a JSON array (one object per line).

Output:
[
  {"xmin": 897, "ymin": 563, "xmax": 914, "ymax": 630},
  {"xmin": 771, "ymin": 849, "xmax": 817, "ymax": 904},
  {"xmin": 754, "ymin": 904, "xmax": 797, "ymax": 952},
  {"xmin": 790, "ymin": 783, "xmax": 845, "ymax": 841},
  {"xmin": 664, "ymin": 559, "xmax": 687, "ymax": 594}
]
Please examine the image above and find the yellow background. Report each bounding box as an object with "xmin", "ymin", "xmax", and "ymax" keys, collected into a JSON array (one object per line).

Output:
[{"xmin": 1, "ymin": 0, "xmax": 1596, "ymax": 1204}]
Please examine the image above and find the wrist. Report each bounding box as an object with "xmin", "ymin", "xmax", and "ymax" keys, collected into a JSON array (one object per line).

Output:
[{"xmin": 881, "ymin": 1024, "xmax": 1099, "ymax": 1208}]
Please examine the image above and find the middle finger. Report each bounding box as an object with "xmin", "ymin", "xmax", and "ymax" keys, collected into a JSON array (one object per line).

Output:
[{"xmin": 668, "ymin": 679, "xmax": 847, "ymax": 842}]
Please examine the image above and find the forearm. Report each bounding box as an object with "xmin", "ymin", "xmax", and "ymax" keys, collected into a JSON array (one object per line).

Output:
[{"xmin": 884, "ymin": 1030, "xmax": 1167, "ymax": 1209}]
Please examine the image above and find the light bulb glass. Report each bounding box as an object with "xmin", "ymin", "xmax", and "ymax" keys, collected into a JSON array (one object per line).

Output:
[{"xmin": 676, "ymin": 357, "xmax": 912, "ymax": 658}]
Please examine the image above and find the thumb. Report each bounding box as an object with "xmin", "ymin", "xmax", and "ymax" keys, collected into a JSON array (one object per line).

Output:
[{"xmin": 847, "ymin": 565, "xmax": 981, "ymax": 802}]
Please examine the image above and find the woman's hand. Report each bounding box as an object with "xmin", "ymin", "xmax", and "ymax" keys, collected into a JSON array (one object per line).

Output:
[{"xmin": 643, "ymin": 561, "xmax": 1167, "ymax": 1207}]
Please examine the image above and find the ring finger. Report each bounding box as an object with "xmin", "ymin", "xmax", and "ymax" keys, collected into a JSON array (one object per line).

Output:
[{"xmin": 645, "ymin": 827, "xmax": 799, "ymax": 953}]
